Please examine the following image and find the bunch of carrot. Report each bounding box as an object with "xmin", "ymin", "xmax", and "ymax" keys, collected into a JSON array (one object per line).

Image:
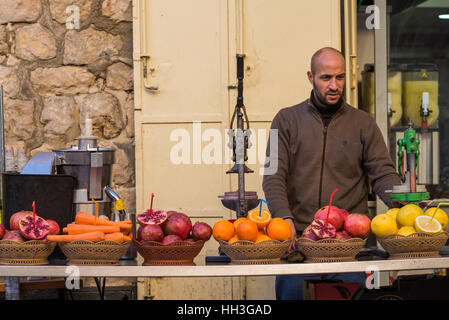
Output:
[{"xmin": 47, "ymin": 212, "xmax": 133, "ymax": 244}]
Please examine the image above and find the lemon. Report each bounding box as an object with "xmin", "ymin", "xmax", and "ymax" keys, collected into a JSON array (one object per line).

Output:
[
  {"xmin": 397, "ymin": 204, "xmax": 423, "ymax": 227},
  {"xmin": 397, "ymin": 226, "xmax": 416, "ymax": 236},
  {"xmin": 424, "ymin": 208, "xmax": 448, "ymax": 231},
  {"xmin": 371, "ymin": 214, "xmax": 398, "ymax": 238},
  {"xmin": 414, "ymin": 215, "xmax": 442, "ymax": 234},
  {"xmin": 385, "ymin": 208, "xmax": 400, "ymax": 221}
]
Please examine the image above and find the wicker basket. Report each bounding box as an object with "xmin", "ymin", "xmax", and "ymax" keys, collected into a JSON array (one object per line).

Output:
[
  {"xmin": 134, "ymin": 239, "xmax": 205, "ymax": 266},
  {"xmin": 0, "ymin": 240, "xmax": 57, "ymax": 265},
  {"xmin": 59, "ymin": 240, "xmax": 131, "ymax": 265},
  {"xmin": 218, "ymin": 239, "xmax": 290, "ymax": 264},
  {"xmin": 297, "ymin": 237, "xmax": 367, "ymax": 263},
  {"xmin": 377, "ymin": 232, "xmax": 449, "ymax": 259}
]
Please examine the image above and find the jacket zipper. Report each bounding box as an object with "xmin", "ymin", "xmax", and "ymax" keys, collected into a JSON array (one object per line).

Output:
[{"xmin": 318, "ymin": 125, "xmax": 328, "ymax": 209}]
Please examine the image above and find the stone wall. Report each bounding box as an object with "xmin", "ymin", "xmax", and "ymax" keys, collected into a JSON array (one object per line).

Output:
[{"xmin": 0, "ymin": 0, "xmax": 135, "ymax": 213}]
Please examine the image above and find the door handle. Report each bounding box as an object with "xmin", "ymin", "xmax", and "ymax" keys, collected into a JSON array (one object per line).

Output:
[{"xmin": 141, "ymin": 55, "xmax": 159, "ymax": 91}]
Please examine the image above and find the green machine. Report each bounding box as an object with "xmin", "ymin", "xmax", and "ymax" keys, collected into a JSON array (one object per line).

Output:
[{"xmin": 390, "ymin": 120, "xmax": 430, "ymax": 205}]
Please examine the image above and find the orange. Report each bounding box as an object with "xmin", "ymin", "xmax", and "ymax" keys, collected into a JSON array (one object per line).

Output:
[
  {"xmin": 228, "ymin": 235, "xmax": 240, "ymax": 244},
  {"xmin": 266, "ymin": 217, "xmax": 292, "ymax": 241},
  {"xmin": 255, "ymin": 233, "xmax": 271, "ymax": 243},
  {"xmin": 212, "ymin": 220, "xmax": 235, "ymax": 241},
  {"xmin": 233, "ymin": 217, "xmax": 247, "ymax": 232},
  {"xmin": 248, "ymin": 208, "xmax": 271, "ymax": 230},
  {"xmin": 236, "ymin": 219, "xmax": 259, "ymax": 242}
]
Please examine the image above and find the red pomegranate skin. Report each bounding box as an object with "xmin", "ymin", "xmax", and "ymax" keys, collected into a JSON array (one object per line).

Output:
[
  {"xmin": 192, "ymin": 222, "xmax": 212, "ymax": 241},
  {"xmin": 163, "ymin": 213, "xmax": 192, "ymax": 240},
  {"xmin": 344, "ymin": 214, "xmax": 371, "ymax": 239},
  {"xmin": 184, "ymin": 238, "xmax": 196, "ymax": 244},
  {"xmin": 302, "ymin": 225, "xmax": 318, "ymax": 241},
  {"xmin": 137, "ymin": 226, "xmax": 143, "ymax": 241},
  {"xmin": 10, "ymin": 211, "xmax": 33, "ymax": 230},
  {"xmin": 141, "ymin": 224, "xmax": 164, "ymax": 242},
  {"xmin": 161, "ymin": 234, "xmax": 182, "ymax": 245},
  {"xmin": 46, "ymin": 220, "xmax": 60, "ymax": 235},
  {"xmin": 0, "ymin": 225, "xmax": 6, "ymax": 239},
  {"xmin": 335, "ymin": 231, "xmax": 352, "ymax": 241},
  {"xmin": 340, "ymin": 209, "xmax": 349, "ymax": 222},
  {"xmin": 314, "ymin": 206, "xmax": 345, "ymax": 231},
  {"xmin": 3, "ymin": 230, "xmax": 25, "ymax": 242}
]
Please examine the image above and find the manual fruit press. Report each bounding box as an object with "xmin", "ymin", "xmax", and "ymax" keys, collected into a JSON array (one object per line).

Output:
[
  {"xmin": 390, "ymin": 119, "xmax": 430, "ymax": 205},
  {"xmin": 218, "ymin": 54, "xmax": 260, "ymax": 218}
]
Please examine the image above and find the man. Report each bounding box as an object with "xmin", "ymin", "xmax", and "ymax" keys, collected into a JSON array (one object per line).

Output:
[{"xmin": 262, "ymin": 47, "xmax": 402, "ymax": 300}]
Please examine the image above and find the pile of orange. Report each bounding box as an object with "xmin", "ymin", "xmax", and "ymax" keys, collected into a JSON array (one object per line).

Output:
[{"xmin": 212, "ymin": 208, "xmax": 292, "ymax": 244}]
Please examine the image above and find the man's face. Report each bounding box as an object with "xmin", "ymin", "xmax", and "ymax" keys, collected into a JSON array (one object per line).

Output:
[{"xmin": 307, "ymin": 51, "xmax": 346, "ymax": 105}]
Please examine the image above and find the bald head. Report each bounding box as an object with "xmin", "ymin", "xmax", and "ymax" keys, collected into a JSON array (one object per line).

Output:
[
  {"xmin": 307, "ymin": 47, "xmax": 346, "ymax": 105},
  {"xmin": 310, "ymin": 47, "xmax": 345, "ymax": 75}
]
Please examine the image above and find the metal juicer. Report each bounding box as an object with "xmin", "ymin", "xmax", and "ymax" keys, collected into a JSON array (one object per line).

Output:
[
  {"xmin": 21, "ymin": 119, "xmax": 123, "ymax": 219},
  {"xmin": 218, "ymin": 54, "xmax": 260, "ymax": 218},
  {"xmin": 390, "ymin": 120, "xmax": 430, "ymax": 205}
]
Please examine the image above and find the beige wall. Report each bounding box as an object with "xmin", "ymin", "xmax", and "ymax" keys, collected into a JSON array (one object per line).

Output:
[{"xmin": 134, "ymin": 0, "xmax": 342, "ymax": 300}]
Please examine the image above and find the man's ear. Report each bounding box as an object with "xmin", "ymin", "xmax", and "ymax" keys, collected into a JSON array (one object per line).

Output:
[{"xmin": 307, "ymin": 71, "xmax": 314, "ymax": 85}]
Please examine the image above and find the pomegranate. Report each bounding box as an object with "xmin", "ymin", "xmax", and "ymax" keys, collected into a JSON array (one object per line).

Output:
[
  {"xmin": 3, "ymin": 230, "xmax": 25, "ymax": 242},
  {"xmin": 163, "ymin": 212, "xmax": 192, "ymax": 240},
  {"xmin": 161, "ymin": 211, "xmax": 178, "ymax": 227},
  {"xmin": 310, "ymin": 219, "xmax": 337, "ymax": 239},
  {"xmin": 335, "ymin": 230, "xmax": 352, "ymax": 241},
  {"xmin": 340, "ymin": 209, "xmax": 349, "ymax": 222},
  {"xmin": 46, "ymin": 219, "xmax": 60, "ymax": 235},
  {"xmin": 314, "ymin": 206, "xmax": 345, "ymax": 231},
  {"xmin": 302, "ymin": 225, "xmax": 318, "ymax": 241},
  {"xmin": 344, "ymin": 213, "xmax": 371, "ymax": 239},
  {"xmin": 18, "ymin": 215, "xmax": 50, "ymax": 240},
  {"xmin": 0, "ymin": 225, "xmax": 6, "ymax": 239},
  {"xmin": 137, "ymin": 225, "xmax": 143, "ymax": 241},
  {"xmin": 184, "ymin": 238, "xmax": 196, "ymax": 244},
  {"xmin": 191, "ymin": 222, "xmax": 212, "ymax": 241},
  {"xmin": 141, "ymin": 224, "xmax": 164, "ymax": 242},
  {"xmin": 10, "ymin": 211, "xmax": 33, "ymax": 230},
  {"xmin": 136, "ymin": 209, "xmax": 168, "ymax": 227},
  {"xmin": 161, "ymin": 234, "xmax": 182, "ymax": 245}
]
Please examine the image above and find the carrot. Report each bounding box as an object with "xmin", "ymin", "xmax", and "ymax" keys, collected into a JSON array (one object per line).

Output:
[
  {"xmin": 123, "ymin": 235, "xmax": 132, "ymax": 242},
  {"xmin": 75, "ymin": 212, "xmax": 133, "ymax": 232},
  {"xmin": 64, "ymin": 224, "xmax": 120, "ymax": 235},
  {"xmin": 105, "ymin": 232, "xmax": 124, "ymax": 244},
  {"xmin": 126, "ymin": 231, "xmax": 133, "ymax": 239},
  {"xmin": 47, "ymin": 231, "xmax": 105, "ymax": 243},
  {"xmin": 75, "ymin": 212, "xmax": 116, "ymax": 226}
]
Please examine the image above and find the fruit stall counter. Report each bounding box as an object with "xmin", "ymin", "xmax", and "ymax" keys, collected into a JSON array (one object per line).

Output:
[{"xmin": 0, "ymin": 256, "xmax": 448, "ymax": 278}]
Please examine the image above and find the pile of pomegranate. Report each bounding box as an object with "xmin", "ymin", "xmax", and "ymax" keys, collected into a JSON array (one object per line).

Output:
[
  {"xmin": 302, "ymin": 206, "xmax": 371, "ymax": 241},
  {"xmin": 0, "ymin": 211, "xmax": 60, "ymax": 242},
  {"xmin": 136, "ymin": 209, "xmax": 212, "ymax": 245}
]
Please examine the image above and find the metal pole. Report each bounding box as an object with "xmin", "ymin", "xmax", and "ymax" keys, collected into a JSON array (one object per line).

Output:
[{"xmin": 374, "ymin": 0, "xmax": 389, "ymax": 215}]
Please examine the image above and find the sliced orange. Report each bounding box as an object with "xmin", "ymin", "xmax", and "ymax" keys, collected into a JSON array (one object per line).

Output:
[{"xmin": 248, "ymin": 208, "xmax": 271, "ymax": 230}]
